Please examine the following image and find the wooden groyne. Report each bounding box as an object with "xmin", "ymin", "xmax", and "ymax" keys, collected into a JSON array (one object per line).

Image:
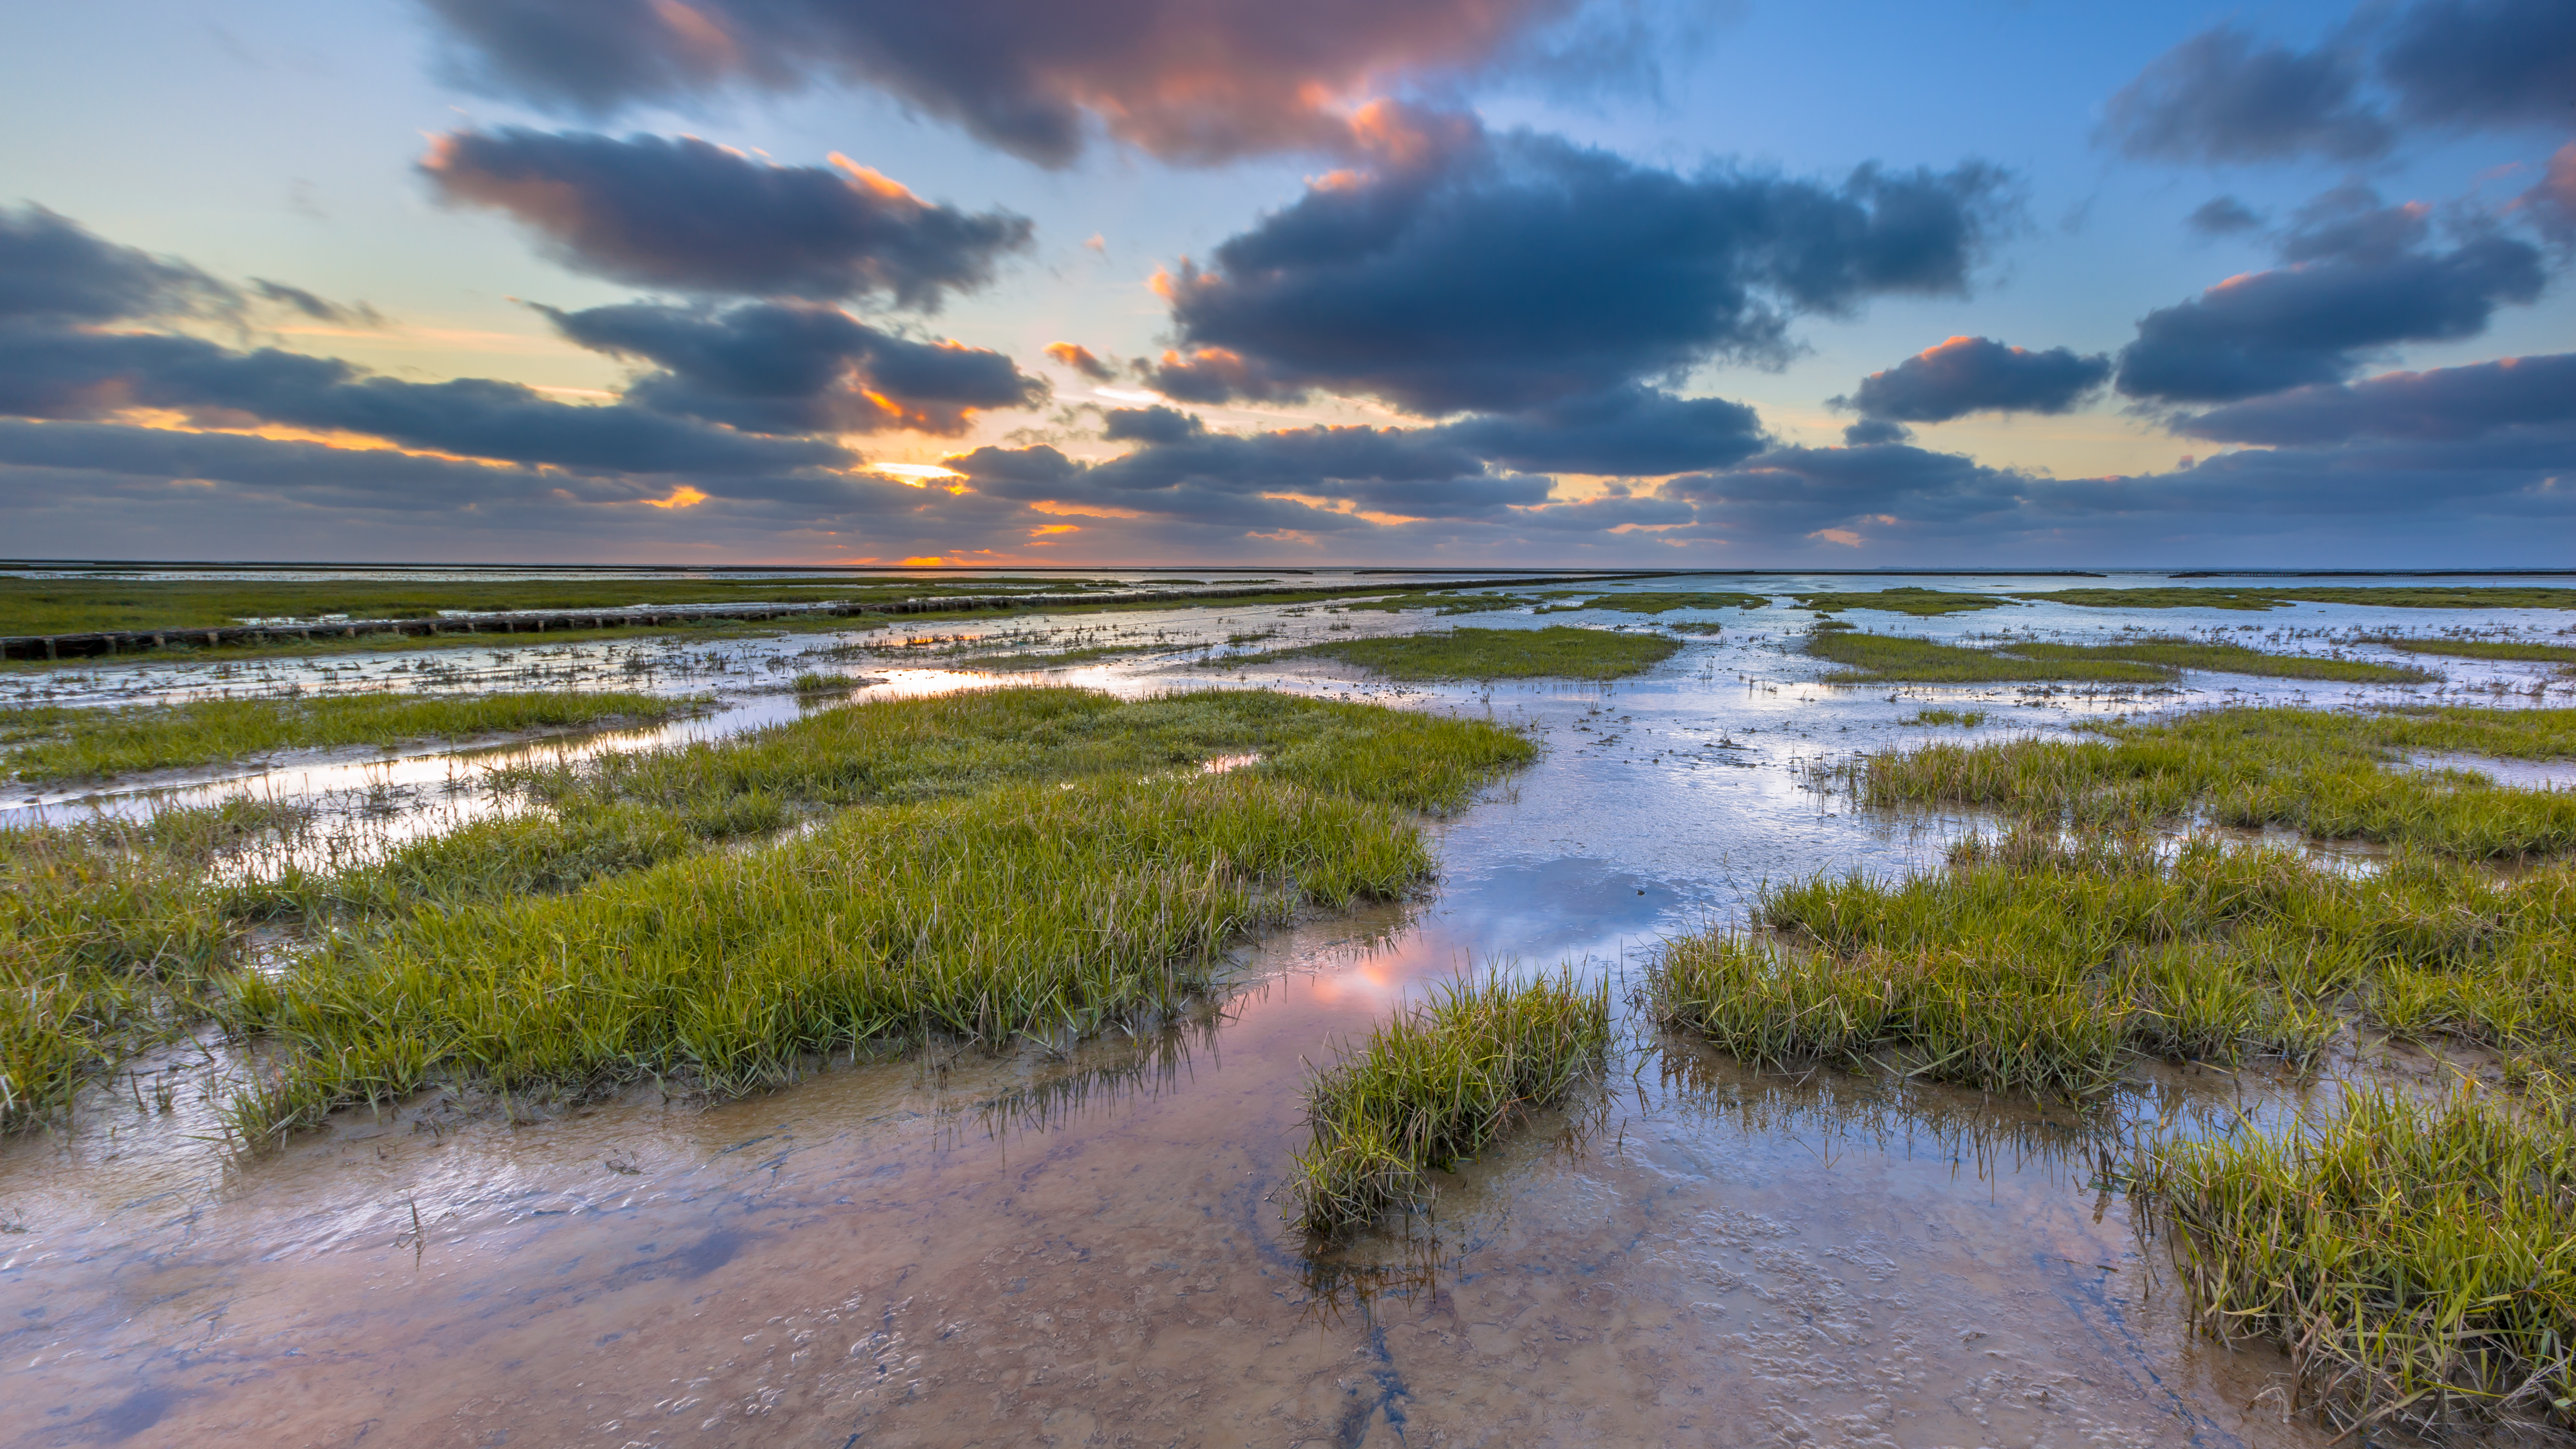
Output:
[{"xmin": 0, "ymin": 572, "xmax": 1685, "ymax": 662}]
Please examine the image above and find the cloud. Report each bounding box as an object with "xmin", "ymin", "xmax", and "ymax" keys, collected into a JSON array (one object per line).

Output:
[
  {"xmin": 2375, "ymin": 0, "xmax": 2576, "ymax": 131},
  {"xmin": 538, "ymin": 300, "xmax": 1045, "ymax": 435},
  {"xmin": 0, "ymin": 324, "xmax": 851, "ymax": 474},
  {"xmin": 421, "ymin": 129, "xmax": 1031, "ymax": 307},
  {"xmin": 2186, "ymin": 196, "xmax": 2264, "ymax": 237},
  {"xmin": 2174, "ymin": 352, "xmax": 2576, "ymax": 444},
  {"xmin": 418, "ymin": 0, "xmax": 1592, "ymax": 166},
  {"xmin": 2101, "ymin": 0, "xmax": 2576, "ymax": 166},
  {"xmin": 249, "ymin": 279, "xmax": 385, "ymax": 328},
  {"xmin": 1428, "ymin": 385, "xmax": 1768, "ymax": 475},
  {"xmin": 1648, "ymin": 417, "xmax": 2576, "ymax": 559},
  {"xmin": 1837, "ymin": 336, "xmax": 2111, "ymax": 423},
  {"xmin": 1100, "ymin": 405, "xmax": 1204, "ymax": 445},
  {"xmin": 1840, "ymin": 418, "xmax": 1913, "ymax": 446},
  {"xmin": 1148, "ymin": 108, "xmax": 2010, "ymax": 414},
  {"xmin": 2521, "ymin": 142, "xmax": 2576, "ymax": 244},
  {"xmin": 1043, "ymin": 341, "xmax": 1117, "ymax": 381},
  {"xmin": 2114, "ymin": 191, "xmax": 2545, "ymax": 404},
  {"xmin": 0, "ymin": 203, "xmax": 232, "ymax": 323},
  {"xmin": 2099, "ymin": 26, "xmax": 2390, "ymax": 165}
]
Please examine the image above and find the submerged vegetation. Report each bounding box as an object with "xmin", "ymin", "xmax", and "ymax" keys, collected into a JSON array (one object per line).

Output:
[
  {"xmin": 1, "ymin": 690, "xmax": 688, "ymax": 783},
  {"xmin": 1, "ymin": 686, "xmax": 1535, "ymax": 1136},
  {"xmin": 1291, "ymin": 972, "xmax": 1609, "ymax": 1235},
  {"xmin": 1792, "ymin": 587, "xmax": 2023, "ymax": 616},
  {"xmin": 1806, "ymin": 630, "xmax": 2437, "ymax": 685},
  {"xmin": 1259, "ymin": 626, "xmax": 1682, "ymax": 681}
]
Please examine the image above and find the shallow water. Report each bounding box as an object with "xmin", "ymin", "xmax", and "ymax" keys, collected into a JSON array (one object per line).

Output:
[{"xmin": 6, "ymin": 568, "xmax": 2575, "ymax": 1447}]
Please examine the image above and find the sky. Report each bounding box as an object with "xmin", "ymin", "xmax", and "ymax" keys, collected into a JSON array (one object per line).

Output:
[{"xmin": 1, "ymin": 0, "xmax": 2570, "ymax": 568}]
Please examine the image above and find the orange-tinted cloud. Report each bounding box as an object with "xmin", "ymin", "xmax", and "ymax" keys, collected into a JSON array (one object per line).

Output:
[{"xmin": 421, "ymin": 0, "xmax": 1592, "ymax": 166}]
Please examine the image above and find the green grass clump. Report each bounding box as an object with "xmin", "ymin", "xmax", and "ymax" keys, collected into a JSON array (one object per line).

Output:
[
  {"xmin": 1806, "ymin": 632, "xmax": 2169, "ymax": 684},
  {"xmin": 2146, "ymin": 1088, "xmax": 2576, "ymax": 1436},
  {"xmin": 1, "ymin": 800, "xmax": 309, "ymax": 1127},
  {"xmin": 1261, "ymin": 626, "xmax": 1681, "ymax": 681},
  {"xmin": 2031, "ymin": 586, "xmax": 2576, "ymax": 613},
  {"xmin": 1343, "ymin": 590, "xmax": 1534, "ymax": 615},
  {"xmin": 1807, "ymin": 632, "xmax": 2436, "ymax": 684},
  {"xmin": 1290, "ymin": 972, "xmax": 1610, "ymax": 1235},
  {"xmin": 1793, "ymin": 587, "xmax": 2022, "ymax": 616},
  {"xmin": 0, "ymin": 574, "xmax": 1043, "ymax": 636},
  {"xmin": 1658, "ymin": 831, "xmax": 2576, "ymax": 1095},
  {"xmin": 2377, "ymin": 637, "xmax": 2576, "ymax": 664},
  {"xmin": 1850, "ymin": 706, "xmax": 2576, "ymax": 857},
  {"xmin": 229, "ymin": 772, "xmax": 1438, "ymax": 1134},
  {"xmin": 2006, "ymin": 638, "xmax": 2435, "ymax": 683},
  {"xmin": 1, "ymin": 691, "xmax": 688, "ymax": 783},
  {"xmin": 1904, "ymin": 708, "xmax": 1987, "ymax": 726},
  {"xmin": 792, "ymin": 671, "xmax": 862, "ymax": 695},
  {"xmin": 1535, "ymin": 591, "xmax": 1768, "ymax": 615},
  {"xmin": 204, "ymin": 688, "xmax": 1532, "ymax": 1136}
]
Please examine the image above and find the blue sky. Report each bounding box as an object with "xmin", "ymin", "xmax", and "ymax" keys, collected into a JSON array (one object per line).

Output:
[{"xmin": 2, "ymin": 0, "xmax": 2569, "ymax": 565}]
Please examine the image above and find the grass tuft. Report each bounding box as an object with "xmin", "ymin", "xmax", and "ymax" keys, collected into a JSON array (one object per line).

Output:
[
  {"xmin": 1793, "ymin": 587, "xmax": 2022, "ymax": 616},
  {"xmin": 1848, "ymin": 706, "xmax": 2576, "ymax": 857},
  {"xmin": 1806, "ymin": 632, "xmax": 2437, "ymax": 685},
  {"xmin": 2375, "ymin": 637, "xmax": 2576, "ymax": 665},
  {"xmin": 1257, "ymin": 626, "xmax": 1681, "ymax": 681},
  {"xmin": 1290, "ymin": 972, "xmax": 1610, "ymax": 1235},
  {"xmin": 2, "ymin": 691, "xmax": 689, "ymax": 783},
  {"xmin": 2145, "ymin": 1087, "xmax": 2576, "ymax": 1436}
]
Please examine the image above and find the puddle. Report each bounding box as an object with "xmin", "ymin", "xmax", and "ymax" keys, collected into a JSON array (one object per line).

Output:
[
  {"xmin": 2402, "ymin": 750, "xmax": 2576, "ymax": 792},
  {"xmin": 8, "ymin": 569, "xmax": 2576, "ymax": 1445}
]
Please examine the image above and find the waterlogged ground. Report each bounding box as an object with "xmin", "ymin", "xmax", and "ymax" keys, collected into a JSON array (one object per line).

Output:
[{"xmin": 6, "ymin": 570, "xmax": 2576, "ymax": 1448}]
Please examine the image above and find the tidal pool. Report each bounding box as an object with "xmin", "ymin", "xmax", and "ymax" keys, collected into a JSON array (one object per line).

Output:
[{"xmin": 6, "ymin": 569, "xmax": 2573, "ymax": 1447}]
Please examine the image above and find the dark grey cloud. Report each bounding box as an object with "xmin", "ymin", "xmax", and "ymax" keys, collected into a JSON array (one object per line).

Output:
[
  {"xmin": 1428, "ymin": 385, "xmax": 1767, "ymax": 475},
  {"xmin": 422, "ymin": 130, "xmax": 1031, "ymax": 308},
  {"xmin": 0, "ymin": 203, "xmax": 231, "ymax": 323},
  {"xmin": 0, "ymin": 324, "xmax": 850, "ymax": 475},
  {"xmin": 1837, "ymin": 336, "xmax": 2111, "ymax": 423},
  {"xmin": 2099, "ymin": 27, "xmax": 2390, "ymax": 165},
  {"xmin": 2174, "ymin": 351, "xmax": 2576, "ymax": 444},
  {"xmin": 538, "ymin": 300, "xmax": 1045, "ymax": 436},
  {"xmin": 2186, "ymin": 197, "xmax": 2264, "ymax": 237},
  {"xmin": 952, "ymin": 411, "xmax": 1562, "ymax": 534},
  {"xmin": 2115, "ymin": 193, "xmax": 2545, "ymax": 404},
  {"xmin": 1147, "ymin": 111, "xmax": 2009, "ymax": 415},
  {"xmin": 1101, "ymin": 405, "xmax": 1204, "ymax": 445},
  {"xmin": 419, "ymin": 0, "xmax": 1589, "ymax": 166},
  {"xmin": 2376, "ymin": 0, "xmax": 2576, "ymax": 131},
  {"xmin": 1646, "ymin": 416, "xmax": 2576, "ymax": 558},
  {"xmin": 1840, "ymin": 418, "xmax": 1913, "ymax": 446},
  {"xmin": 2102, "ymin": 0, "xmax": 2576, "ymax": 167}
]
